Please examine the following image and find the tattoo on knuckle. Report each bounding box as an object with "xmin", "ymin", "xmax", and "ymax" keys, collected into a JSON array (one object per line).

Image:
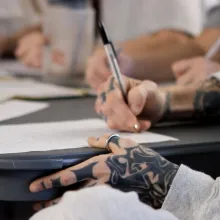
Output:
[
  {"xmin": 108, "ymin": 77, "xmax": 116, "ymax": 92},
  {"xmin": 40, "ymin": 181, "xmax": 47, "ymax": 190},
  {"xmin": 72, "ymin": 162, "xmax": 98, "ymax": 182}
]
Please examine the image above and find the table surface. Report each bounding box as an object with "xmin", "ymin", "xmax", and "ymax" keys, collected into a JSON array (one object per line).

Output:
[
  {"xmin": 1, "ymin": 97, "xmax": 220, "ymax": 158},
  {"xmin": 1, "ymin": 96, "xmax": 220, "ymax": 210}
]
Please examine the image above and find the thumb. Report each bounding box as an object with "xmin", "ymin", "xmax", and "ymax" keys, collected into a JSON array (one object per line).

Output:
[
  {"xmin": 172, "ymin": 59, "xmax": 192, "ymax": 78},
  {"xmin": 128, "ymin": 81, "xmax": 156, "ymax": 116}
]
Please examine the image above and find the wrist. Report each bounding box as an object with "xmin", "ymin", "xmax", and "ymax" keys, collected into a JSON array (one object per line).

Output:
[
  {"xmin": 157, "ymin": 92, "xmax": 172, "ymax": 123},
  {"xmin": 166, "ymin": 163, "xmax": 179, "ymax": 192},
  {"xmin": 145, "ymin": 156, "xmax": 179, "ymax": 209},
  {"xmin": 160, "ymin": 162, "xmax": 179, "ymax": 207}
]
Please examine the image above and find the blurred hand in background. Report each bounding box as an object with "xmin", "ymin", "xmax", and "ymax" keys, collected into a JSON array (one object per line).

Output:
[
  {"xmin": 172, "ymin": 57, "xmax": 220, "ymax": 87},
  {"xmin": 15, "ymin": 31, "xmax": 46, "ymax": 68}
]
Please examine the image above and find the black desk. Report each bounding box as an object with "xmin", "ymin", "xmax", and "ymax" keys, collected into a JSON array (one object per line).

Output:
[
  {"xmin": 1, "ymin": 97, "xmax": 220, "ymax": 220},
  {"xmin": 2, "ymin": 97, "xmax": 220, "ymax": 177}
]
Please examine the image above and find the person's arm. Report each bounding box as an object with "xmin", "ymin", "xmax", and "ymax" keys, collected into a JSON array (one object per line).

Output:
[
  {"xmin": 117, "ymin": 30, "xmax": 205, "ymax": 82},
  {"xmin": 93, "ymin": 74, "xmax": 220, "ymax": 132},
  {"xmin": 90, "ymin": 30, "xmax": 205, "ymax": 87},
  {"xmin": 1, "ymin": 24, "xmax": 42, "ymax": 56},
  {"xmin": 160, "ymin": 75, "xmax": 220, "ymax": 122},
  {"xmin": 162, "ymin": 165, "xmax": 220, "ymax": 220},
  {"xmin": 117, "ymin": 28, "xmax": 220, "ymax": 82},
  {"xmin": 119, "ymin": 24, "xmax": 220, "ymax": 82}
]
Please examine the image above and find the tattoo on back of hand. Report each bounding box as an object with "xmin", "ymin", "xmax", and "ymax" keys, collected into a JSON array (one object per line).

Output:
[
  {"xmin": 70, "ymin": 143, "xmax": 178, "ymax": 209},
  {"xmin": 106, "ymin": 145, "xmax": 178, "ymax": 208}
]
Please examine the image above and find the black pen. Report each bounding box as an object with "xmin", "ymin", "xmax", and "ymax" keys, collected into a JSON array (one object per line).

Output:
[{"xmin": 98, "ymin": 21, "xmax": 127, "ymax": 101}]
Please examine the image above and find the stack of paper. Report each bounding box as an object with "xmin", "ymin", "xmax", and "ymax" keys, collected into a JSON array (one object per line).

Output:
[
  {"xmin": 0, "ymin": 119, "xmax": 178, "ymax": 154},
  {"xmin": 0, "ymin": 78, "xmax": 87, "ymax": 101},
  {"xmin": 0, "ymin": 61, "xmax": 42, "ymax": 77}
]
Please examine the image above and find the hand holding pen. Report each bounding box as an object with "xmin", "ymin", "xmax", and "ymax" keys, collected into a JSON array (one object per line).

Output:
[{"xmin": 96, "ymin": 21, "xmax": 166, "ymax": 132}]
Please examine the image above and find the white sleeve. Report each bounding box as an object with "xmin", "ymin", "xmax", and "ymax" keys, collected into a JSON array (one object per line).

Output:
[
  {"xmin": 204, "ymin": 0, "xmax": 220, "ymax": 11},
  {"xmin": 30, "ymin": 185, "xmax": 178, "ymax": 220},
  {"xmin": 163, "ymin": 165, "xmax": 220, "ymax": 220}
]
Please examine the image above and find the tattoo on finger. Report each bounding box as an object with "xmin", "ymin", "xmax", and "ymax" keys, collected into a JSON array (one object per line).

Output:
[
  {"xmin": 71, "ymin": 162, "xmax": 98, "ymax": 182},
  {"xmin": 108, "ymin": 77, "xmax": 116, "ymax": 92},
  {"xmin": 100, "ymin": 92, "xmax": 107, "ymax": 104},
  {"xmin": 40, "ymin": 181, "xmax": 47, "ymax": 190},
  {"xmin": 51, "ymin": 177, "xmax": 63, "ymax": 188}
]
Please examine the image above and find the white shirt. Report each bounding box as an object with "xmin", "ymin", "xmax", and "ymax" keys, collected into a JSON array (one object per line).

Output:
[
  {"xmin": 0, "ymin": 0, "xmax": 47, "ymax": 36},
  {"xmin": 203, "ymin": 0, "xmax": 220, "ymax": 11},
  {"xmin": 102, "ymin": 0, "xmax": 204, "ymax": 42},
  {"xmin": 31, "ymin": 165, "xmax": 220, "ymax": 220}
]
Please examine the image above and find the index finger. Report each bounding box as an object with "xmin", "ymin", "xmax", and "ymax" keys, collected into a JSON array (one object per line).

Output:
[{"xmin": 29, "ymin": 155, "xmax": 109, "ymax": 193}]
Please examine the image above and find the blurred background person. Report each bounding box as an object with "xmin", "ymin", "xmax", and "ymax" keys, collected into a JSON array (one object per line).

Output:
[
  {"xmin": 86, "ymin": 0, "xmax": 220, "ymax": 90},
  {"xmin": 6, "ymin": 0, "xmax": 220, "ymax": 89},
  {"xmin": 10, "ymin": 0, "xmax": 204, "ymax": 85}
]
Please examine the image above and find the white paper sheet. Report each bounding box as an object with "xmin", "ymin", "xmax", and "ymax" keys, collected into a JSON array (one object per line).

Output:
[
  {"xmin": 0, "ymin": 78, "xmax": 86, "ymax": 100},
  {"xmin": 0, "ymin": 100, "xmax": 49, "ymax": 122},
  {"xmin": 0, "ymin": 119, "xmax": 178, "ymax": 154},
  {"xmin": 0, "ymin": 61, "xmax": 42, "ymax": 77}
]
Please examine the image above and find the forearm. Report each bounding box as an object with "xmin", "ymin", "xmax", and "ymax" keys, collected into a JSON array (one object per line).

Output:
[
  {"xmin": 160, "ymin": 76, "xmax": 220, "ymax": 121},
  {"xmin": 2, "ymin": 24, "xmax": 42, "ymax": 55},
  {"xmin": 119, "ymin": 30, "xmax": 205, "ymax": 82},
  {"xmin": 131, "ymin": 41, "xmax": 205, "ymax": 82}
]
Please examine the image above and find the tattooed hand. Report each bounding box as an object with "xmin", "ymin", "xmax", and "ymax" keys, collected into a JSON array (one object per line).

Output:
[
  {"xmin": 95, "ymin": 76, "xmax": 166, "ymax": 132},
  {"xmin": 30, "ymin": 134, "xmax": 179, "ymax": 210}
]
